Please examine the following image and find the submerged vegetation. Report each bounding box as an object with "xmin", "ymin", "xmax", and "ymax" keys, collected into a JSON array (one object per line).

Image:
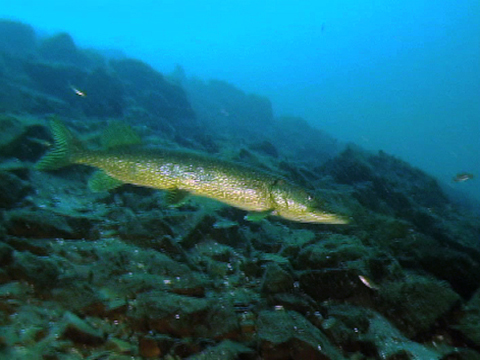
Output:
[{"xmin": 0, "ymin": 19, "xmax": 480, "ymax": 359}]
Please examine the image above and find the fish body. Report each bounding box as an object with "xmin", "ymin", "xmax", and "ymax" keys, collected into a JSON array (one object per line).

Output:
[
  {"xmin": 453, "ymin": 172, "xmax": 474, "ymax": 183},
  {"xmin": 69, "ymin": 84, "xmax": 87, "ymax": 97},
  {"xmin": 36, "ymin": 119, "xmax": 348, "ymax": 224}
]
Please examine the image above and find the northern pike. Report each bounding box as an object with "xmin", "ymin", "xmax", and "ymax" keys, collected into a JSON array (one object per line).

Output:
[{"xmin": 36, "ymin": 119, "xmax": 348, "ymax": 224}]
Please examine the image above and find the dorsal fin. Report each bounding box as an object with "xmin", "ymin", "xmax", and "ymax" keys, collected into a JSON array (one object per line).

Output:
[{"xmin": 101, "ymin": 121, "xmax": 142, "ymax": 149}]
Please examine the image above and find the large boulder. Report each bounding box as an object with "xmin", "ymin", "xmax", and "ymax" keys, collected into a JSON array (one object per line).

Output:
[
  {"xmin": 0, "ymin": 20, "xmax": 36, "ymax": 56},
  {"xmin": 110, "ymin": 58, "xmax": 195, "ymax": 123}
]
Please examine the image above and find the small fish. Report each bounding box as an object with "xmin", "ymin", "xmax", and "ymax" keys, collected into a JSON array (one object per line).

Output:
[
  {"xmin": 219, "ymin": 108, "xmax": 230, "ymax": 117},
  {"xmin": 70, "ymin": 84, "xmax": 87, "ymax": 97},
  {"xmin": 213, "ymin": 219, "xmax": 239, "ymax": 229},
  {"xmin": 453, "ymin": 173, "xmax": 474, "ymax": 183},
  {"xmin": 358, "ymin": 275, "xmax": 379, "ymax": 290},
  {"xmin": 27, "ymin": 137, "xmax": 52, "ymax": 147},
  {"xmin": 36, "ymin": 119, "xmax": 349, "ymax": 224}
]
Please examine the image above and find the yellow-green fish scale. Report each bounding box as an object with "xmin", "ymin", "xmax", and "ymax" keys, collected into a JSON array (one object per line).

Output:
[{"xmin": 74, "ymin": 149, "xmax": 278, "ymax": 212}]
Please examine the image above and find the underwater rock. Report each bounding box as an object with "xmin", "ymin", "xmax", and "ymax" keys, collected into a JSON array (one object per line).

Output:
[
  {"xmin": 105, "ymin": 337, "xmax": 135, "ymax": 355},
  {"xmin": 23, "ymin": 61, "xmax": 88, "ymax": 103},
  {"xmin": 0, "ymin": 122, "xmax": 50, "ymax": 162},
  {"xmin": 376, "ymin": 273, "xmax": 460, "ymax": 338},
  {"xmin": 452, "ymin": 288, "xmax": 480, "ymax": 347},
  {"xmin": 50, "ymin": 282, "xmax": 106, "ymax": 317},
  {"xmin": 270, "ymin": 293, "xmax": 318, "ymax": 314},
  {"xmin": 299, "ymin": 268, "xmax": 372, "ymax": 303},
  {"xmin": 256, "ymin": 310, "xmax": 344, "ymax": 360},
  {"xmin": 80, "ymin": 67, "xmax": 125, "ymax": 118},
  {"xmin": 138, "ymin": 335, "xmax": 162, "ymax": 358},
  {"xmin": 0, "ymin": 114, "xmax": 25, "ymax": 150},
  {"xmin": 195, "ymin": 241, "xmax": 237, "ymax": 263},
  {"xmin": 8, "ymin": 251, "xmax": 61, "ymax": 290},
  {"xmin": 60, "ymin": 311, "xmax": 105, "ymax": 346},
  {"xmin": 363, "ymin": 311, "xmax": 445, "ymax": 360},
  {"xmin": 21, "ymin": 61, "xmax": 86, "ymax": 116},
  {"xmin": 131, "ymin": 288, "xmax": 240, "ymax": 340},
  {"xmin": 131, "ymin": 291, "xmax": 214, "ymax": 337},
  {"xmin": 184, "ymin": 78, "xmax": 274, "ymax": 143},
  {"xmin": 322, "ymin": 147, "xmax": 450, "ymax": 215},
  {"xmin": 179, "ymin": 212, "xmax": 239, "ymax": 249},
  {"xmin": 168, "ymin": 273, "xmax": 207, "ymax": 298},
  {"xmin": 3, "ymin": 236, "xmax": 48, "ymax": 256},
  {"xmin": 110, "ymin": 58, "xmax": 195, "ymax": 123},
  {"xmin": 260, "ymin": 262, "xmax": 294, "ymax": 295},
  {"xmin": 188, "ymin": 340, "xmax": 254, "ymax": 360},
  {"xmin": 5, "ymin": 208, "xmax": 96, "ymax": 239},
  {"xmin": 249, "ymin": 140, "xmax": 279, "ymax": 158},
  {"xmin": 203, "ymin": 302, "xmax": 241, "ymax": 340},
  {"xmin": 0, "ymin": 242, "xmax": 14, "ymax": 269},
  {"xmin": 0, "ymin": 171, "xmax": 32, "ymax": 208},
  {"xmin": 38, "ymin": 32, "xmax": 91, "ymax": 67},
  {"xmin": 272, "ymin": 116, "xmax": 339, "ymax": 166},
  {"xmin": 317, "ymin": 304, "xmax": 371, "ymax": 352},
  {"xmin": 148, "ymin": 235, "xmax": 187, "ymax": 258},
  {"xmin": 0, "ymin": 20, "xmax": 36, "ymax": 56},
  {"xmin": 295, "ymin": 234, "xmax": 369, "ymax": 270},
  {"xmin": 115, "ymin": 208, "xmax": 175, "ymax": 243},
  {"xmin": 322, "ymin": 146, "xmax": 380, "ymax": 185},
  {"xmin": 389, "ymin": 231, "xmax": 480, "ymax": 299},
  {"xmin": 73, "ymin": 237, "xmax": 208, "ymax": 298}
]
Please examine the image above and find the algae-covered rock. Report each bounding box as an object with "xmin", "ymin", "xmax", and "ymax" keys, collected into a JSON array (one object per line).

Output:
[
  {"xmin": 257, "ymin": 310, "xmax": 345, "ymax": 360},
  {"xmin": 452, "ymin": 288, "xmax": 480, "ymax": 346},
  {"xmin": 319, "ymin": 304, "xmax": 370, "ymax": 346},
  {"xmin": 363, "ymin": 311, "xmax": 444, "ymax": 360},
  {"xmin": 1, "ymin": 122, "xmax": 51, "ymax": 162},
  {"xmin": 299, "ymin": 268, "xmax": 371, "ymax": 302},
  {"xmin": 188, "ymin": 340, "xmax": 254, "ymax": 360},
  {"xmin": 260, "ymin": 262, "xmax": 294, "ymax": 295},
  {"xmin": 115, "ymin": 208, "xmax": 175, "ymax": 242},
  {"xmin": 0, "ymin": 114, "xmax": 25, "ymax": 150},
  {"xmin": 0, "ymin": 171, "xmax": 31, "ymax": 208},
  {"xmin": 5, "ymin": 208, "xmax": 95, "ymax": 239},
  {"xmin": 8, "ymin": 251, "xmax": 61, "ymax": 290},
  {"xmin": 405, "ymin": 234, "xmax": 480, "ymax": 299},
  {"xmin": 376, "ymin": 274, "xmax": 460, "ymax": 338},
  {"xmin": 131, "ymin": 291, "xmax": 208, "ymax": 336},
  {"xmin": 295, "ymin": 234, "xmax": 369, "ymax": 270},
  {"xmin": 0, "ymin": 242, "xmax": 14, "ymax": 267},
  {"xmin": 60, "ymin": 311, "xmax": 105, "ymax": 346}
]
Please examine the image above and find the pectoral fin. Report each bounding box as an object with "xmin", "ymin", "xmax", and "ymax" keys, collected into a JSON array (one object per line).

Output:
[
  {"xmin": 244, "ymin": 210, "xmax": 274, "ymax": 222},
  {"xmin": 166, "ymin": 189, "xmax": 190, "ymax": 207},
  {"xmin": 88, "ymin": 170, "xmax": 125, "ymax": 192}
]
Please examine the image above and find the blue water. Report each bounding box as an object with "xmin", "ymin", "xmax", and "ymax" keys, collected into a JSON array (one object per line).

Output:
[{"xmin": 2, "ymin": 0, "xmax": 479, "ymax": 201}]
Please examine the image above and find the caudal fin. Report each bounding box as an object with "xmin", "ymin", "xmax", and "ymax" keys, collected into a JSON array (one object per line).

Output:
[{"xmin": 35, "ymin": 118, "xmax": 83, "ymax": 171}]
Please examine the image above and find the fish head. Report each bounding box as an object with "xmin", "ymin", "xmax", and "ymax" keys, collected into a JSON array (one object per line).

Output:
[{"xmin": 270, "ymin": 180, "xmax": 349, "ymax": 224}]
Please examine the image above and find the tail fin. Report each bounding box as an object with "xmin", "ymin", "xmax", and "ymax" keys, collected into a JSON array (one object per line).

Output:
[{"xmin": 35, "ymin": 118, "xmax": 83, "ymax": 171}]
